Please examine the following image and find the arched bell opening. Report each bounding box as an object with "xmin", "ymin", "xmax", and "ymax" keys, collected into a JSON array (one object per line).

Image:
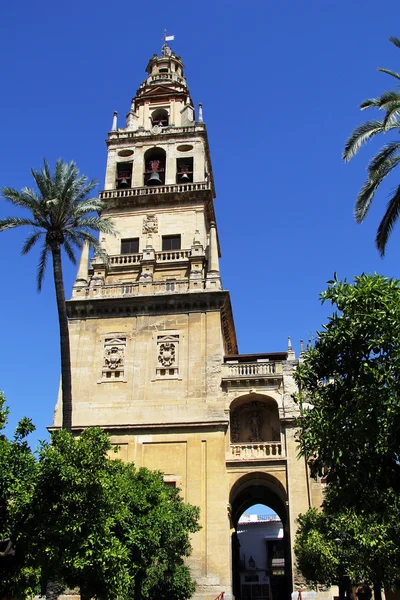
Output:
[
  {"xmin": 144, "ymin": 147, "xmax": 166, "ymax": 186},
  {"xmin": 230, "ymin": 394, "xmax": 280, "ymax": 444},
  {"xmin": 151, "ymin": 108, "xmax": 169, "ymax": 127},
  {"xmin": 230, "ymin": 473, "xmax": 291, "ymax": 600}
]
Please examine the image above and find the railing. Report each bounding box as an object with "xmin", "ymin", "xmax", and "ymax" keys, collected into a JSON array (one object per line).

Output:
[
  {"xmin": 222, "ymin": 361, "xmax": 282, "ymax": 379},
  {"xmin": 99, "ymin": 181, "xmax": 211, "ymax": 201},
  {"xmin": 229, "ymin": 442, "xmax": 283, "ymax": 460},
  {"xmin": 148, "ymin": 73, "xmax": 185, "ymax": 84},
  {"xmin": 155, "ymin": 249, "xmax": 190, "ymax": 262},
  {"xmin": 108, "ymin": 124, "xmax": 206, "ymax": 140},
  {"xmin": 109, "ymin": 253, "xmax": 142, "ymax": 266},
  {"xmin": 78, "ymin": 279, "xmax": 206, "ymax": 299}
]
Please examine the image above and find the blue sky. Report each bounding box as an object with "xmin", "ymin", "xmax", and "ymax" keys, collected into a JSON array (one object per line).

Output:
[{"xmin": 1, "ymin": 0, "xmax": 400, "ymax": 446}]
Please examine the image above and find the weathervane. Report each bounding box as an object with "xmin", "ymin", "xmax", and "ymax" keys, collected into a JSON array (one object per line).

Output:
[{"xmin": 162, "ymin": 29, "xmax": 175, "ymax": 56}]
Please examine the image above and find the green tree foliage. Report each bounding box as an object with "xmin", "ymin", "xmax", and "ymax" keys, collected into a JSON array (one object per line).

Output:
[
  {"xmin": 293, "ymin": 274, "xmax": 400, "ymax": 588},
  {"xmin": 0, "ymin": 392, "xmax": 39, "ymax": 599},
  {"xmin": 0, "ymin": 397, "xmax": 200, "ymax": 600},
  {"xmin": 343, "ymin": 37, "xmax": 400, "ymax": 255},
  {"xmin": 295, "ymin": 505, "xmax": 400, "ymax": 588},
  {"xmin": 0, "ymin": 160, "xmax": 115, "ymax": 430}
]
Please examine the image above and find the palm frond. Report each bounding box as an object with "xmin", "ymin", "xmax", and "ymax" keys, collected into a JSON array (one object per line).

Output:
[
  {"xmin": 376, "ymin": 184, "xmax": 400, "ymax": 255},
  {"xmin": 368, "ymin": 141, "xmax": 400, "ymax": 173},
  {"xmin": 21, "ymin": 231, "xmax": 43, "ymax": 255},
  {"xmin": 72, "ymin": 180, "xmax": 98, "ymax": 204},
  {"xmin": 382, "ymin": 102, "xmax": 400, "ymax": 130},
  {"xmin": 65, "ymin": 229, "xmax": 100, "ymax": 250},
  {"xmin": 0, "ymin": 217, "xmax": 38, "ymax": 231},
  {"xmin": 378, "ymin": 90, "xmax": 400, "ymax": 110},
  {"xmin": 72, "ymin": 198, "xmax": 105, "ymax": 217},
  {"xmin": 389, "ymin": 36, "xmax": 400, "ymax": 50},
  {"xmin": 360, "ymin": 98, "xmax": 381, "ymax": 110},
  {"xmin": 75, "ymin": 216, "xmax": 116, "ymax": 235},
  {"xmin": 62, "ymin": 238, "xmax": 77, "ymax": 264},
  {"xmin": 378, "ymin": 68, "xmax": 400, "ymax": 81},
  {"xmin": 1, "ymin": 187, "xmax": 40, "ymax": 212},
  {"xmin": 37, "ymin": 244, "xmax": 50, "ymax": 291},
  {"xmin": 343, "ymin": 120, "xmax": 384, "ymax": 162},
  {"xmin": 355, "ymin": 155, "xmax": 400, "ymax": 223}
]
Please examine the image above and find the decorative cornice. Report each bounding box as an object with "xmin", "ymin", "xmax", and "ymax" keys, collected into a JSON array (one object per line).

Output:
[{"xmin": 48, "ymin": 419, "xmax": 229, "ymax": 435}]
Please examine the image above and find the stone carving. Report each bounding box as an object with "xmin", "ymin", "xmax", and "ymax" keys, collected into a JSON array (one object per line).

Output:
[
  {"xmin": 230, "ymin": 399, "xmax": 280, "ymax": 443},
  {"xmin": 158, "ymin": 342, "xmax": 176, "ymax": 367},
  {"xmin": 247, "ymin": 408, "xmax": 262, "ymax": 442},
  {"xmin": 102, "ymin": 336, "xmax": 126, "ymax": 379},
  {"xmin": 143, "ymin": 214, "xmax": 158, "ymax": 234},
  {"xmin": 156, "ymin": 334, "xmax": 179, "ymax": 377},
  {"xmin": 105, "ymin": 346, "xmax": 124, "ymax": 370}
]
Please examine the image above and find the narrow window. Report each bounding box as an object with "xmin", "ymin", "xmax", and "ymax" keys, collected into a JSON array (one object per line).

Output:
[
  {"xmin": 166, "ymin": 279, "xmax": 176, "ymax": 292},
  {"xmin": 116, "ymin": 162, "xmax": 133, "ymax": 189},
  {"xmin": 162, "ymin": 235, "xmax": 181, "ymax": 251},
  {"xmin": 176, "ymin": 157, "xmax": 193, "ymax": 183},
  {"xmin": 121, "ymin": 238, "xmax": 139, "ymax": 254}
]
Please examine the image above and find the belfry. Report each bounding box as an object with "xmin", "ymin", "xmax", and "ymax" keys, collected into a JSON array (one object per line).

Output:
[{"xmin": 53, "ymin": 41, "xmax": 324, "ymax": 600}]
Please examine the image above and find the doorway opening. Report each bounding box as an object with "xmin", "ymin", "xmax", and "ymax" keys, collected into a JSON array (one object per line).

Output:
[{"xmin": 230, "ymin": 474, "xmax": 291, "ymax": 600}]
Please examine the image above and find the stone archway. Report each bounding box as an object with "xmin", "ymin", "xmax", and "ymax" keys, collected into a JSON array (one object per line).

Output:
[
  {"xmin": 229, "ymin": 473, "xmax": 291, "ymax": 600},
  {"xmin": 230, "ymin": 394, "xmax": 280, "ymax": 444}
]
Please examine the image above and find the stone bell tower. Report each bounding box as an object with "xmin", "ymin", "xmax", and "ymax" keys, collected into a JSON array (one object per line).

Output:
[{"xmin": 53, "ymin": 40, "xmax": 325, "ymax": 600}]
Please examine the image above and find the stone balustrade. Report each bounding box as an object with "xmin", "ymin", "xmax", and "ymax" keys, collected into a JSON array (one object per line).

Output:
[
  {"xmin": 108, "ymin": 124, "xmax": 206, "ymax": 141},
  {"xmin": 109, "ymin": 253, "xmax": 142, "ymax": 266},
  {"xmin": 81, "ymin": 279, "xmax": 205, "ymax": 299},
  {"xmin": 228, "ymin": 442, "xmax": 283, "ymax": 460},
  {"xmin": 222, "ymin": 361, "xmax": 282, "ymax": 380},
  {"xmin": 99, "ymin": 181, "xmax": 211, "ymax": 201},
  {"xmin": 155, "ymin": 249, "xmax": 190, "ymax": 262}
]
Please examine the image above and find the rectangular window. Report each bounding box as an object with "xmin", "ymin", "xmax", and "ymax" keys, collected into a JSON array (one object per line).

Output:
[
  {"xmin": 176, "ymin": 157, "xmax": 193, "ymax": 183},
  {"xmin": 162, "ymin": 235, "xmax": 181, "ymax": 251},
  {"xmin": 166, "ymin": 279, "xmax": 176, "ymax": 292},
  {"xmin": 164, "ymin": 481, "xmax": 176, "ymax": 488},
  {"xmin": 116, "ymin": 162, "xmax": 133, "ymax": 189},
  {"xmin": 121, "ymin": 238, "xmax": 139, "ymax": 254}
]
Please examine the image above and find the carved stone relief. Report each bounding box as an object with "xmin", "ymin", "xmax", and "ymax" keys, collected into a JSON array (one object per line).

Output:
[
  {"xmin": 143, "ymin": 214, "xmax": 158, "ymax": 234},
  {"xmin": 230, "ymin": 400, "xmax": 280, "ymax": 443},
  {"xmin": 156, "ymin": 334, "xmax": 179, "ymax": 377},
  {"xmin": 102, "ymin": 336, "xmax": 126, "ymax": 380}
]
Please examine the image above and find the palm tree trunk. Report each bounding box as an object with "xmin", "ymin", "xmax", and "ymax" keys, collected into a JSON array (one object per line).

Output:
[{"xmin": 50, "ymin": 242, "xmax": 73, "ymax": 432}]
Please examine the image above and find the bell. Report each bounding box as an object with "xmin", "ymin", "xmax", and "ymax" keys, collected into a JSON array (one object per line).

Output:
[
  {"xmin": 120, "ymin": 177, "xmax": 128, "ymax": 187},
  {"xmin": 147, "ymin": 171, "xmax": 162, "ymax": 186},
  {"xmin": 179, "ymin": 172, "xmax": 190, "ymax": 182}
]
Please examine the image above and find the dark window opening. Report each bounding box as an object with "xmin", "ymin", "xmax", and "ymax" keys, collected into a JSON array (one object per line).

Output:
[
  {"xmin": 164, "ymin": 481, "xmax": 176, "ymax": 488},
  {"xmin": 116, "ymin": 162, "xmax": 133, "ymax": 189},
  {"xmin": 166, "ymin": 279, "xmax": 176, "ymax": 292},
  {"xmin": 176, "ymin": 157, "xmax": 193, "ymax": 183},
  {"xmin": 151, "ymin": 109, "xmax": 169, "ymax": 127},
  {"xmin": 121, "ymin": 238, "xmax": 139, "ymax": 254},
  {"xmin": 162, "ymin": 235, "xmax": 181, "ymax": 251},
  {"xmin": 159, "ymin": 68, "xmax": 169, "ymax": 73},
  {"xmin": 144, "ymin": 148, "xmax": 166, "ymax": 186}
]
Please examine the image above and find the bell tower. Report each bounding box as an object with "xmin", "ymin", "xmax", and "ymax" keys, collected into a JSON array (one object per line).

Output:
[{"xmin": 53, "ymin": 40, "xmax": 325, "ymax": 600}]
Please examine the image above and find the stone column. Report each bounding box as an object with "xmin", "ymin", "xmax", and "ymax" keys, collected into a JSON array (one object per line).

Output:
[
  {"xmin": 72, "ymin": 242, "xmax": 89, "ymax": 297},
  {"xmin": 206, "ymin": 222, "xmax": 221, "ymax": 290}
]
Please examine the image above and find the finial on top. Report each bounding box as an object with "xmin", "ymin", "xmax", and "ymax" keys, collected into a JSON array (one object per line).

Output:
[
  {"xmin": 287, "ymin": 336, "xmax": 292, "ymax": 351},
  {"xmin": 111, "ymin": 111, "xmax": 118, "ymax": 131},
  {"xmin": 198, "ymin": 103, "xmax": 203, "ymax": 123},
  {"xmin": 300, "ymin": 339, "xmax": 305, "ymax": 354},
  {"xmin": 162, "ymin": 29, "xmax": 175, "ymax": 56}
]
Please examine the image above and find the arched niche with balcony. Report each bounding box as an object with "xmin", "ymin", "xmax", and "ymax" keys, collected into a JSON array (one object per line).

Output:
[
  {"xmin": 144, "ymin": 147, "xmax": 166, "ymax": 186},
  {"xmin": 151, "ymin": 108, "xmax": 169, "ymax": 127},
  {"xmin": 230, "ymin": 394, "xmax": 280, "ymax": 444}
]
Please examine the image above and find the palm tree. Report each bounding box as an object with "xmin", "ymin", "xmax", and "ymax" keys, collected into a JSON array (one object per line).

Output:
[
  {"xmin": 0, "ymin": 159, "xmax": 114, "ymax": 431},
  {"xmin": 343, "ymin": 36, "xmax": 400, "ymax": 256}
]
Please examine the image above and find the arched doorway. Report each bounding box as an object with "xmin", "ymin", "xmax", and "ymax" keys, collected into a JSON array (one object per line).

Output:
[{"xmin": 230, "ymin": 473, "xmax": 291, "ymax": 600}]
